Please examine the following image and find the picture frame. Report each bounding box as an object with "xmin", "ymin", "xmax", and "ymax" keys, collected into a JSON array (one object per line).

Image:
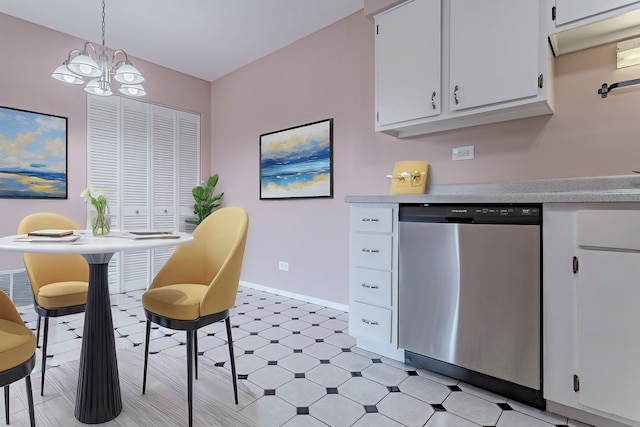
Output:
[
  {"xmin": 0, "ymin": 105, "xmax": 68, "ymax": 199},
  {"xmin": 260, "ymin": 118, "xmax": 333, "ymax": 200}
]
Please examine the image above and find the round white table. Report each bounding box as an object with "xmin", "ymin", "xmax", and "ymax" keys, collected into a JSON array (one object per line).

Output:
[{"xmin": 0, "ymin": 231, "xmax": 194, "ymax": 423}]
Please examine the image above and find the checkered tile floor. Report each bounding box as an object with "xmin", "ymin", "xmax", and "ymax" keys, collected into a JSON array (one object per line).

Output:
[{"xmin": 11, "ymin": 287, "xmax": 592, "ymax": 427}]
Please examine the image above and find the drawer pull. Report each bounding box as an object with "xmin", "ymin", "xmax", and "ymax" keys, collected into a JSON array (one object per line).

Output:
[
  {"xmin": 361, "ymin": 248, "xmax": 380, "ymax": 253},
  {"xmin": 361, "ymin": 318, "xmax": 379, "ymax": 326},
  {"xmin": 361, "ymin": 283, "xmax": 380, "ymax": 289},
  {"xmin": 361, "ymin": 218, "xmax": 380, "ymax": 222}
]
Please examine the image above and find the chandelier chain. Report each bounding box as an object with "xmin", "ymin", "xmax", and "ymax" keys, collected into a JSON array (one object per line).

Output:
[{"xmin": 101, "ymin": 0, "xmax": 106, "ymax": 49}]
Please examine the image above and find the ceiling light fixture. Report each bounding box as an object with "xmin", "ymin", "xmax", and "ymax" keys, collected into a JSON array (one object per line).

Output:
[{"xmin": 50, "ymin": 0, "xmax": 146, "ymax": 97}]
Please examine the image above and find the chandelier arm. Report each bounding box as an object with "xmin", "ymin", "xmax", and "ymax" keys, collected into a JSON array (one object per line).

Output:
[{"xmin": 111, "ymin": 50, "xmax": 129, "ymax": 68}]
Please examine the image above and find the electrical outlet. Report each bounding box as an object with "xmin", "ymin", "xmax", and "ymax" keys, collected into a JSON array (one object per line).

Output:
[
  {"xmin": 452, "ymin": 145, "xmax": 475, "ymax": 161},
  {"xmin": 279, "ymin": 261, "xmax": 289, "ymax": 271}
]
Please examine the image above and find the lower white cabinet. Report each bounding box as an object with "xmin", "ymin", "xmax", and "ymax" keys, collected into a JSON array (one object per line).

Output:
[
  {"xmin": 544, "ymin": 204, "xmax": 640, "ymax": 427},
  {"xmin": 348, "ymin": 204, "xmax": 403, "ymax": 361}
]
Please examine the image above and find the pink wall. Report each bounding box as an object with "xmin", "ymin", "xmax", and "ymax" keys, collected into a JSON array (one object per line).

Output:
[
  {"xmin": 0, "ymin": 13, "xmax": 211, "ymax": 270},
  {"xmin": 211, "ymin": 11, "xmax": 640, "ymax": 304}
]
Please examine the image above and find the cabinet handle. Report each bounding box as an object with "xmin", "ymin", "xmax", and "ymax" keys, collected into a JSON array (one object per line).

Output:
[
  {"xmin": 361, "ymin": 283, "xmax": 380, "ymax": 289},
  {"xmin": 361, "ymin": 318, "xmax": 379, "ymax": 326},
  {"xmin": 361, "ymin": 248, "xmax": 380, "ymax": 253},
  {"xmin": 431, "ymin": 91, "xmax": 436, "ymax": 110},
  {"xmin": 454, "ymin": 85, "xmax": 459, "ymax": 105},
  {"xmin": 361, "ymin": 218, "xmax": 380, "ymax": 222}
]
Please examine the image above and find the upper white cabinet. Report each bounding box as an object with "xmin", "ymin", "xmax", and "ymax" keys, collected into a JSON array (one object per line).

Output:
[
  {"xmin": 375, "ymin": 0, "xmax": 440, "ymax": 126},
  {"xmin": 375, "ymin": 0, "xmax": 554, "ymax": 138},
  {"xmin": 449, "ymin": 0, "xmax": 539, "ymax": 111},
  {"xmin": 550, "ymin": 1, "xmax": 640, "ymax": 55}
]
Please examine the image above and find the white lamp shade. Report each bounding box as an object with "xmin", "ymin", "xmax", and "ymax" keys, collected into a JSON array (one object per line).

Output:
[
  {"xmin": 84, "ymin": 78, "xmax": 113, "ymax": 96},
  {"xmin": 114, "ymin": 62, "xmax": 144, "ymax": 84},
  {"xmin": 119, "ymin": 83, "xmax": 146, "ymax": 97},
  {"xmin": 51, "ymin": 64, "xmax": 84, "ymax": 84},
  {"xmin": 68, "ymin": 53, "xmax": 102, "ymax": 77}
]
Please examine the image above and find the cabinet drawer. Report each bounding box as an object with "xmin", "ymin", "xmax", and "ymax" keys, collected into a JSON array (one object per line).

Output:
[
  {"xmin": 351, "ymin": 234, "xmax": 393, "ymax": 270},
  {"xmin": 577, "ymin": 210, "xmax": 640, "ymax": 251},
  {"xmin": 349, "ymin": 302, "xmax": 392, "ymax": 344},
  {"xmin": 351, "ymin": 268, "xmax": 392, "ymax": 307},
  {"xmin": 350, "ymin": 207, "xmax": 393, "ymax": 233}
]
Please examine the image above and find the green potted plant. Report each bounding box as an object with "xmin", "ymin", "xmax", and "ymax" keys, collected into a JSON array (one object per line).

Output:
[{"xmin": 186, "ymin": 174, "xmax": 224, "ymax": 227}]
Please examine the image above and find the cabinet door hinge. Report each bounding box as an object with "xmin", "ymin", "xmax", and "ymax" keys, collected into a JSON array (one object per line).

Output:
[
  {"xmin": 573, "ymin": 374, "xmax": 580, "ymax": 392},
  {"xmin": 552, "ymin": 6, "xmax": 556, "ymax": 21},
  {"xmin": 538, "ymin": 74, "xmax": 544, "ymax": 89},
  {"xmin": 572, "ymin": 256, "xmax": 579, "ymax": 274}
]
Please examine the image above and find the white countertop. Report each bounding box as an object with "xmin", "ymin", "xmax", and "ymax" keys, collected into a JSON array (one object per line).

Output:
[{"xmin": 345, "ymin": 175, "xmax": 640, "ymax": 204}]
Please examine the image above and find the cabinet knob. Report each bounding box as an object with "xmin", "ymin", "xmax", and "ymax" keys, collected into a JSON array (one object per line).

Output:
[
  {"xmin": 361, "ymin": 318, "xmax": 379, "ymax": 326},
  {"xmin": 361, "ymin": 283, "xmax": 380, "ymax": 289},
  {"xmin": 431, "ymin": 91, "xmax": 437, "ymax": 110},
  {"xmin": 361, "ymin": 248, "xmax": 380, "ymax": 253},
  {"xmin": 135, "ymin": 210, "xmax": 139, "ymax": 214},
  {"xmin": 454, "ymin": 85, "xmax": 460, "ymax": 105},
  {"xmin": 164, "ymin": 209, "xmax": 168, "ymax": 214}
]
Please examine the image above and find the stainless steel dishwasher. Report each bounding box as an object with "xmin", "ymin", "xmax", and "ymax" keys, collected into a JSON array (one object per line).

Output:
[{"xmin": 398, "ymin": 204, "xmax": 543, "ymax": 409}]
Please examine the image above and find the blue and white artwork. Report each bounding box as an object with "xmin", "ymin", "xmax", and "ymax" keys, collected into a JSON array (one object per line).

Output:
[
  {"xmin": 260, "ymin": 119, "xmax": 333, "ymax": 199},
  {"xmin": 0, "ymin": 106, "xmax": 67, "ymax": 199}
]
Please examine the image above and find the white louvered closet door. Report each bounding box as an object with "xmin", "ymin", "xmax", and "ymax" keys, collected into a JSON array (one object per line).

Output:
[
  {"xmin": 178, "ymin": 111, "xmax": 201, "ymax": 232},
  {"xmin": 87, "ymin": 95, "xmax": 120, "ymax": 294},
  {"xmin": 151, "ymin": 105, "xmax": 177, "ymax": 275},
  {"xmin": 121, "ymin": 98, "xmax": 150, "ymax": 291}
]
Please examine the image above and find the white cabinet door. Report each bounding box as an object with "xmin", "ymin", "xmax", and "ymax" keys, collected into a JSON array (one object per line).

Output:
[
  {"xmin": 375, "ymin": 0, "xmax": 441, "ymax": 126},
  {"xmin": 577, "ymin": 249, "xmax": 640, "ymax": 423},
  {"xmin": 121, "ymin": 98, "xmax": 151, "ymax": 292},
  {"xmin": 177, "ymin": 111, "xmax": 201, "ymax": 232},
  {"xmin": 449, "ymin": 0, "xmax": 539, "ymax": 111},
  {"xmin": 555, "ymin": 0, "xmax": 640, "ymax": 25}
]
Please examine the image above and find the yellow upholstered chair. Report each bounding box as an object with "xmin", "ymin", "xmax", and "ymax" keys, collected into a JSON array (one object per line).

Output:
[
  {"xmin": 17, "ymin": 212, "xmax": 89, "ymax": 396},
  {"xmin": 142, "ymin": 206, "xmax": 249, "ymax": 427},
  {"xmin": 1, "ymin": 291, "xmax": 37, "ymax": 427}
]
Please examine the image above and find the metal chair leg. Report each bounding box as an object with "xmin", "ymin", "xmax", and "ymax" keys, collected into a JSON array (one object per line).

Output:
[
  {"xmin": 36, "ymin": 315, "xmax": 41, "ymax": 348},
  {"xmin": 186, "ymin": 330, "xmax": 194, "ymax": 427},
  {"xmin": 40, "ymin": 317, "xmax": 49, "ymax": 396},
  {"xmin": 194, "ymin": 332, "xmax": 198, "ymax": 380},
  {"xmin": 142, "ymin": 320, "xmax": 151, "ymax": 394},
  {"xmin": 4, "ymin": 385, "xmax": 9, "ymax": 424},
  {"xmin": 225, "ymin": 317, "xmax": 238, "ymax": 404},
  {"xmin": 25, "ymin": 375, "xmax": 35, "ymax": 427}
]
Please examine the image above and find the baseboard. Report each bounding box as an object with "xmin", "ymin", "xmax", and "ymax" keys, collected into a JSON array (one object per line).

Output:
[{"xmin": 240, "ymin": 281, "xmax": 349, "ymax": 312}]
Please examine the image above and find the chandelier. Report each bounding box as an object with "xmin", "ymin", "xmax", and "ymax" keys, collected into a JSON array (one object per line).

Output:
[{"xmin": 51, "ymin": 0, "xmax": 146, "ymax": 97}]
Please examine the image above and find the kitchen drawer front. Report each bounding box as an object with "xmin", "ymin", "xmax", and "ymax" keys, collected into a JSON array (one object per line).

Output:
[
  {"xmin": 351, "ymin": 268, "xmax": 392, "ymax": 307},
  {"xmin": 577, "ymin": 210, "xmax": 640, "ymax": 251},
  {"xmin": 349, "ymin": 302, "xmax": 392, "ymax": 344},
  {"xmin": 350, "ymin": 207, "xmax": 393, "ymax": 233},
  {"xmin": 351, "ymin": 234, "xmax": 393, "ymax": 270}
]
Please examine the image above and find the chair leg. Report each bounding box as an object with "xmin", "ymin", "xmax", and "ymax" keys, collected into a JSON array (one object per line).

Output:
[
  {"xmin": 4, "ymin": 385, "xmax": 9, "ymax": 424},
  {"xmin": 40, "ymin": 317, "xmax": 49, "ymax": 396},
  {"xmin": 194, "ymin": 332, "xmax": 198, "ymax": 380},
  {"xmin": 225, "ymin": 317, "xmax": 238, "ymax": 404},
  {"xmin": 25, "ymin": 376, "xmax": 35, "ymax": 427},
  {"xmin": 186, "ymin": 330, "xmax": 194, "ymax": 427},
  {"xmin": 142, "ymin": 320, "xmax": 151, "ymax": 394},
  {"xmin": 36, "ymin": 315, "xmax": 41, "ymax": 348}
]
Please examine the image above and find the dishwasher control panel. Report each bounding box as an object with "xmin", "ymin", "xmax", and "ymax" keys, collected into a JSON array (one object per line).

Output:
[{"xmin": 399, "ymin": 204, "xmax": 542, "ymax": 225}]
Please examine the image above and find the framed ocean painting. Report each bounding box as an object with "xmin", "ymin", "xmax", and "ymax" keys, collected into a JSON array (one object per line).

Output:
[
  {"xmin": 260, "ymin": 118, "xmax": 333, "ymax": 200},
  {"xmin": 0, "ymin": 106, "xmax": 68, "ymax": 199}
]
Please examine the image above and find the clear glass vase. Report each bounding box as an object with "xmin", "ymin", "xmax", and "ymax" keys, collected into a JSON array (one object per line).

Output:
[{"xmin": 91, "ymin": 211, "xmax": 111, "ymax": 236}]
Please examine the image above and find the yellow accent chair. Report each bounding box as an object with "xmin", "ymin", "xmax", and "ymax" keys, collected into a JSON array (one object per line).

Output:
[
  {"xmin": 141, "ymin": 207, "xmax": 249, "ymax": 427},
  {"xmin": 0, "ymin": 291, "xmax": 37, "ymax": 427},
  {"xmin": 17, "ymin": 213, "xmax": 89, "ymax": 396}
]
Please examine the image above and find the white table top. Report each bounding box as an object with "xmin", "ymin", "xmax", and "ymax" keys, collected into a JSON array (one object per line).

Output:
[{"xmin": 0, "ymin": 230, "xmax": 194, "ymax": 255}]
